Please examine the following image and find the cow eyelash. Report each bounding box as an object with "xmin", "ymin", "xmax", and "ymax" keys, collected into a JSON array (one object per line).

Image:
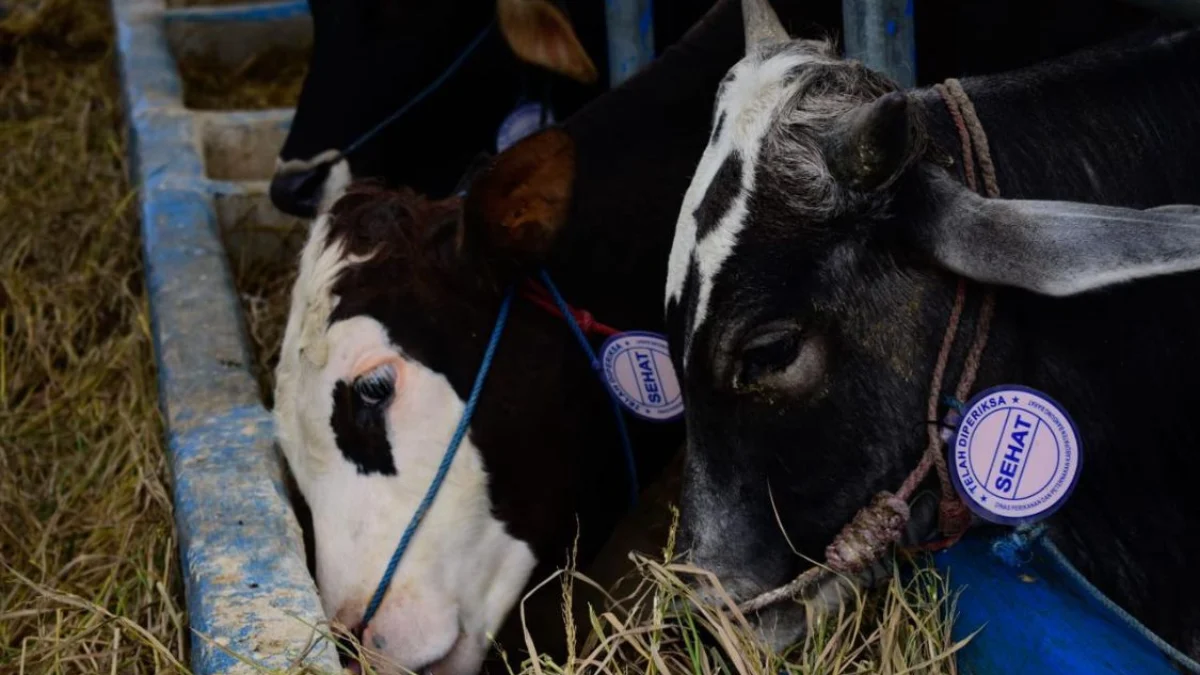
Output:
[
  {"xmin": 734, "ymin": 323, "xmax": 804, "ymax": 388},
  {"xmin": 353, "ymin": 363, "xmax": 395, "ymax": 407}
]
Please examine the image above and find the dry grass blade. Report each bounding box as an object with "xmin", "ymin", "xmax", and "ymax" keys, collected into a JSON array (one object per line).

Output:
[
  {"xmin": 499, "ymin": 512, "xmax": 964, "ymax": 675},
  {"xmin": 178, "ymin": 46, "xmax": 310, "ymax": 110},
  {"xmin": 220, "ymin": 210, "xmax": 306, "ymax": 407}
]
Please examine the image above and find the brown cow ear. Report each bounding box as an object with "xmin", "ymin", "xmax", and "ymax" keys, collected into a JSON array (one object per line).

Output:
[
  {"xmin": 464, "ymin": 127, "xmax": 576, "ymax": 264},
  {"xmin": 497, "ymin": 0, "xmax": 599, "ymax": 84}
]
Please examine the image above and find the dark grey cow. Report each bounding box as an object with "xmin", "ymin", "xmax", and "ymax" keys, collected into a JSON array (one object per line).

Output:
[{"xmin": 664, "ymin": 0, "xmax": 1200, "ymax": 657}]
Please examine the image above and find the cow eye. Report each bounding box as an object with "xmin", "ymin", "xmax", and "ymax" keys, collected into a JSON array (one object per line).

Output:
[
  {"xmin": 734, "ymin": 324, "xmax": 803, "ymax": 389},
  {"xmin": 353, "ymin": 363, "xmax": 395, "ymax": 407}
]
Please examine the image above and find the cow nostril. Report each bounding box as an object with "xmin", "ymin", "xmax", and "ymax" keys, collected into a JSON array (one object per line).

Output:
[{"xmin": 269, "ymin": 161, "xmax": 333, "ymax": 218}]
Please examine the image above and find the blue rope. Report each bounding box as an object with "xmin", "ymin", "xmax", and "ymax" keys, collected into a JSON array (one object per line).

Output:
[
  {"xmin": 340, "ymin": 21, "xmax": 496, "ymax": 159},
  {"xmin": 989, "ymin": 525, "xmax": 1200, "ymax": 673},
  {"xmin": 362, "ymin": 272, "xmax": 644, "ymax": 628},
  {"xmin": 361, "ymin": 287, "xmax": 514, "ymax": 627},
  {"xmin": 536, "ymin": 269, "xmax": 640, "ymax": 509},
  {"xmin": 940, "ymin": 394, "xmax": 965, "ymax": 413},
  {"xmin": 1040, "ymin": 537, "xmax": 1200, "ymax": 673}
]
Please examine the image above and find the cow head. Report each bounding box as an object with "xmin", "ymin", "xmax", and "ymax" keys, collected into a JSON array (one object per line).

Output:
[
  {"xmin": 271, "ymin": 0, "xmax": 598, "ymax": 218},
  {"xmin": 663, "ymin": 0, "xmax": 1200, "ymax": 648},
  {"xmin": 274, "ymin": 130, "xmax": 655, "ymax": 674}
]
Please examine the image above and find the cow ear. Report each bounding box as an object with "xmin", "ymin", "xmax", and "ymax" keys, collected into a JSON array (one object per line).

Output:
[
  {"xmin": 463, "ymin": 127, "xmax": 576, "ymax": 265},
  {"xmin": 926, "ymin": 183, "xmax": 1200, "ymax": 296},
  {"xmin": 824, "ymin": 91, "xmax": 918, "ymax": 192},
  {"xmin": 497, "ymin": 0, "xmax": 599, "ymax": 84}
]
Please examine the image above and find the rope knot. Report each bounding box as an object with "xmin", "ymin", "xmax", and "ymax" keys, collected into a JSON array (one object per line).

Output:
[
  {"xmin": 825, "ymin": 492, "xmax": 910, "ymax": 573},
  {"xmin": 574, "ymin": 308, "xmax": 598, "ymax": 334}
]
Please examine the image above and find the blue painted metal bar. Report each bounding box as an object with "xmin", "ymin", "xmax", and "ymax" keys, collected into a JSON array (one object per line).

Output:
[
  {"xmin": 163, "ymin": 0, "xmax": 309, "ymax": 23},
  {"xmin": 605, "ymin": 0, "xmax": 656, "ymax": 87},
  {"xmin": 841, "ymin": 0, "xmax": 916, "ymax": 89},
  {"xmin": 110, "ymin": 0, "xmax": 339, "ymax": 672},
  {"xmin": 935, "ymin": 533, "xmax": 1185, "ymax": 673}
]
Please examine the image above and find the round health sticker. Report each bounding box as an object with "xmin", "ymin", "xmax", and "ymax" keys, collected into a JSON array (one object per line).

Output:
[
  {"xmin": 950, "ymin": 385, "xmax": 1083, "ymax": 526},
  {"xmin": 496, "ymin": 101, "xmax": 554, "ymax": 154},
  {"xmin": 600, "ymin": 331, "xmax": 684, "ymax": 422}
]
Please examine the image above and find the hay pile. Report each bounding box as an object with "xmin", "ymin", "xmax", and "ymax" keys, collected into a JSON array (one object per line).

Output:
[
  {"xmin": 502, "ymin": 551, "xmax": 963, "ymax": 675},
  {"xmin": 180, "ymin": 46, "xmax": 310, "ymax": 110},
  {"xmin": 0, "ymin": 0, "xmax": 188, "ymax": 672},
  {"xmin": 224, "ymin": 224, "xmax": 302, "ymax": 407},
  {"xmin": 337, "ymin": 515, "xmax": 963, "ymax": 675}
]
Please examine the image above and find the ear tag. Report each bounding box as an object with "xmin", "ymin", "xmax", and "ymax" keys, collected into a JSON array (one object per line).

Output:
[
  {"xmin": 496, "ymin": 101, "xmax": 555, "ymax": 153},
  {"xmin": 949, "ymin": 385, "xmax": 1083, "ymax": 526},
  {"xmin": 599, "ymin": 331, "xmax": 684, "ymax": 422}
]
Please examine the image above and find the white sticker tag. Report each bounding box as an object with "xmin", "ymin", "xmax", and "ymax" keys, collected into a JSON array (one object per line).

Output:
[
  {"xmin": 496, "ymin": 102, "xmax": 554, "ymax": 153},
  {"xmin": 600, "ymin": 331, "xmax": 684, "ymax": 422},
  {"xmin": 950, "ymin": 385, "xmax": 1083, "ymax": 526}
]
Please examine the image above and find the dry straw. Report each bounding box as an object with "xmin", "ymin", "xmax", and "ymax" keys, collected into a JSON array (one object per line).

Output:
[{"xmin": 0, "ymin": 0, "xmax": 188, "ymax": 672}]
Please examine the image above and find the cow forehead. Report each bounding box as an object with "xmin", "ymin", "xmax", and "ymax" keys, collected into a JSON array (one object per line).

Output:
[
  {"xmin": 664, "ymin": 47, "xmax": 837, "ymax": 359},
  {"xmin": 275, "ymin": 212, "xmax": 374, "ymax": 472}
]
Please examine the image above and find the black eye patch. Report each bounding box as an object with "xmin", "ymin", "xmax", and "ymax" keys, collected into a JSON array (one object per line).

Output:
[{"xmin": 329, "ymin": 367, "xmax": 397, "ymax": 475}]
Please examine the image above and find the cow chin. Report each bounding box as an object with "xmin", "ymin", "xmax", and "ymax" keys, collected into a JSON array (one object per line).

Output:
[
  {"xmin": 740, "ymin": 560, "xmax": 889, "ymax": 653},
  {"xmin": 317, "ymin": 496, "xmax": 537, "ymax": 675}
]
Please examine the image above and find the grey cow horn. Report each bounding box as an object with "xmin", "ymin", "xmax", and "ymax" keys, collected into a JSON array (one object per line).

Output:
[{"xmin": 742, "ymin": 0, "xmax": 788, "ymax": 52}]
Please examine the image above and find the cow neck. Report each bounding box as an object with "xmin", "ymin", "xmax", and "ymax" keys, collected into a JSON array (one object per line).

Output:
[
  {"xmin": 735, "ymin": 78, "xmax": 999, "ymax": 616},
  {"xmin": 338, "ymin": 20, "xmax": 497, "ymax": 160},
  {"xmin": 358, "ymin": 270, "xmax": 638, "ymax": 630}
]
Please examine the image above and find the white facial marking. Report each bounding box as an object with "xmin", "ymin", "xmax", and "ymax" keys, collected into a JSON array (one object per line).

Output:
[
  {"xmin": 664, "ymin": 51, "xmax": 825, "ymax": 356},
  {"xmin": 274, "ymin": 218, "xmax": 536, "ymax": 675},
  {"xmin": 275, "ymin": 148, "xmax": 341, "ymax": 174},
  {"xmin": 317, "ymin": 159, "xmax": 352, "ymax": 216}
]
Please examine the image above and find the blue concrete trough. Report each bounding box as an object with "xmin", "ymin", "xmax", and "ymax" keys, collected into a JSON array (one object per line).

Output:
[{"xmin": 111, "ymin": 0, "xmax": 340, "ymax": 672}]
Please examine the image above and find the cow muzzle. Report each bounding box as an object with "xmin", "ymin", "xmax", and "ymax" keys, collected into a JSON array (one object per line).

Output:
[{"xmin": 336, "ymin": 598, "xmax": 481, "ymax": 675}]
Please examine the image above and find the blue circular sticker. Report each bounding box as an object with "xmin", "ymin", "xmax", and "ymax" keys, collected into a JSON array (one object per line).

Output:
[
  {"xmin": 950, "ymin": 385, "xmax": 1083, "ymax": 526},
  {"xmin": 496, "ymin": 102, "xmax": 554, "ymax": 154},
  {"xmin": 600, "ymin": 331, "xmax": 684, "ymax": 422}
]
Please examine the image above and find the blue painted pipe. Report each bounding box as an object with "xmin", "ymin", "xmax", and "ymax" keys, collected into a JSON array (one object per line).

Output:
[
  {"xmin": 605, "ymin": 0, "xmax": 655, "ymax": 87},
  {"xmin": 841, "ymin": 0, "xmax": 916, "ymax": 88},
  {"xmin": 935, "ymin": 534, "xmax": 1188, "ymax": 674},
  {"xmin": 163, "ymin": 0, "xmax": 309, "ymax": 24}
]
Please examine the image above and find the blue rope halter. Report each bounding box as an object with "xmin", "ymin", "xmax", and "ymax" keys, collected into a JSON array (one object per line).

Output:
[
  {"xmin": 536, "ymin": 269, "xmax": 640, "ymax": 507},
  {"xmin": 360, "ymin": 272, "xmax": 639, "ymax": 628}
]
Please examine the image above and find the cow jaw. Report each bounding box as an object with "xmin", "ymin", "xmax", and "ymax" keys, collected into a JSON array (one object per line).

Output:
[{"xmin": 276, "ymin": 311, "xmax": 535, "ymax": 675}]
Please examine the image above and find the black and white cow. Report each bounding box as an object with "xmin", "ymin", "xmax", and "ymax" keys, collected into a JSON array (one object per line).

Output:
[
  {"xmin": 269, "ymin": 0, "xmax": 1156, "ymax": 219},
  {"xmin": 665, "ymin": 0, "xmax": 1200, "ymax": 656},
  {"xmin": 273, "ymin": 180, "xmax": 687, "ymax": 674},
  {"xmin": 269, "ymin": 0, "xmax": 717, "ymax": 218}
]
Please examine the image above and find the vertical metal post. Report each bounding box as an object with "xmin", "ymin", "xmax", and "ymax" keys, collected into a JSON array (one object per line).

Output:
[
  {"xmin": 841, "ymin": 0, "xmax": 916, "ymax": 89},
  {"xmin": 605, "ymin": 0, "xmax": 656, "ymax": 87}
]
